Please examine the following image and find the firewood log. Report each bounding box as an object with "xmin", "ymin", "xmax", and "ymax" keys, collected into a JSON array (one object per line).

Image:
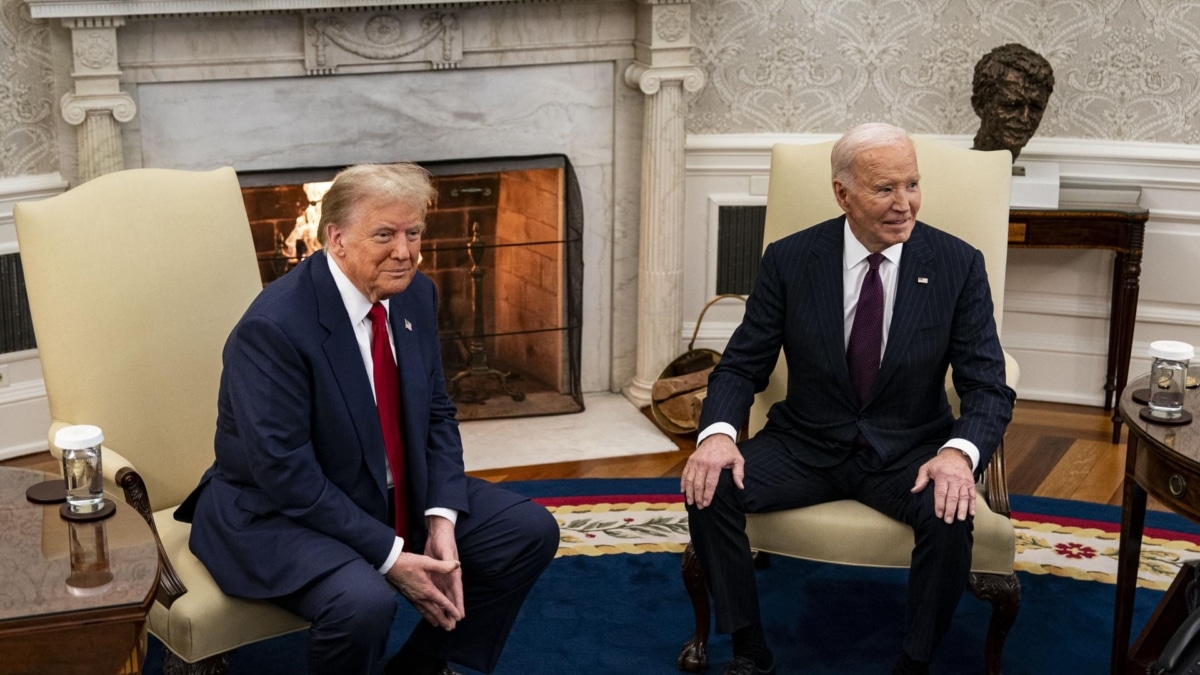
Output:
[
  {"xmin": 652, "ymin": 365, "xmax": 715, "ymax": 402},
  {"xmin": 658, "ymin": 388, "xmax": 707, "ymax": 430}
]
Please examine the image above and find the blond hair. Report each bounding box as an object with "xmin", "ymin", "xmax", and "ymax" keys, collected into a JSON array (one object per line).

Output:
[{"xmin": 317, "ymin": 163, "xmax": 436, "ymax": 245}]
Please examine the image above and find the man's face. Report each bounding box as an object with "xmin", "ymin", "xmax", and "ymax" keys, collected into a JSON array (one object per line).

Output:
[
  {"xmin": 980, "ymin": 70, "xmax": 1049, "ymax": 150},
  {"xmin": 834, "ymin": 141, "xmax": 922, "ymax": 254},
  {"xmin": 325, "ymin": 198, "xmax": 425, "ymax": 303}
]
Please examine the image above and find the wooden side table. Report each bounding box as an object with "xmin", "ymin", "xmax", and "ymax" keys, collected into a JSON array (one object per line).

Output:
[
  {"xmin": 1009, "ymin": 205, "xmax": 1149, "ymax": 443},
  {"xmin": 1111, "ymin": 375, "xmax": 1200, "ymax": 674},
  {"xmin": 0, "ymin": 468, "xmax": 159, "ymax": 675}
]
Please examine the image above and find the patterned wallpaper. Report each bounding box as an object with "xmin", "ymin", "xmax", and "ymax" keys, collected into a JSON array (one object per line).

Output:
[
  {"xmin": 687, "ymin": 0, "xmax": 1200, "ymax": 143},
  {"xmin": 1, "ymin": 0, "xmax": 1197, "ymax": 178},
  {"xmin": 0, "ymin": 0, "xmax": 56, "ymax": 177}
]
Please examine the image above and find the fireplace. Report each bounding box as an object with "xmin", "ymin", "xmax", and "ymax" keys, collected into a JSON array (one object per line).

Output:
[
  {"xmin": 30, "ymin": 0, "xmax": 703, "ymax": 410},
  {"xmin": 239, "ymin": 156, "xmax": 584, "ymax": 419}
]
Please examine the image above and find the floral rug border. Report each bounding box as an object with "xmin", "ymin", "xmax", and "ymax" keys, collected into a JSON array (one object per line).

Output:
[{"xmin": 544, "ymin": 501, "xmax": 1200, "ymax": 589}]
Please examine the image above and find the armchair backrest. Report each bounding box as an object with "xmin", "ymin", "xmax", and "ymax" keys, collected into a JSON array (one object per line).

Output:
[
  {"xmin": 749, "ymin": 137, "xmax": 1012, "ymax": 434},
  {"xmin": 15, "ymin": 168, "xmax": 262, "ymax": 509}
]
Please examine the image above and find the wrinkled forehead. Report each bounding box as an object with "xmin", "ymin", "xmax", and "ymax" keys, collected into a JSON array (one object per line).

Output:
[
  {"xmin": 345, "ymin": 195, "xmax": 425, "ymax": 226},
  {"xmin": 851, "ymin": 141, "xmax": 919, "ymax": 179}
]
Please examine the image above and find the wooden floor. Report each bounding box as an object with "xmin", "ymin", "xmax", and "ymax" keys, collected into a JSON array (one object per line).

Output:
[
  {"xmin": 2, "ymin": 399, "xmax": 1137, "ymax": 507},
  {"xmin": 468, "ymin": 399, "xmax": 1134, "ymax": 507}
]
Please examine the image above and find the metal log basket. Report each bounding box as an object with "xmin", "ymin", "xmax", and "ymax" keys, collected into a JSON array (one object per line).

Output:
[{"xmin": 650, "ymin": 294, "xmax": 746, "ymax": 434}]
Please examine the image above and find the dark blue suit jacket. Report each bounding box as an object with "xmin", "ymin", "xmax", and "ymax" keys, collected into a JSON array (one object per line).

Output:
[
  {"xmin": 699, "ymin": 218, "xmax": 1015, "ymax": 472},
  {"xmin": 178, "ymin": 251, "xmax": 524, "ymax": 599}
]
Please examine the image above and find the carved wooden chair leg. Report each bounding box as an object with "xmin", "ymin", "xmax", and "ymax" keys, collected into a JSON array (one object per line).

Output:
[
  {"xmin": 678, "ymin": 542, "xmax": 710, "ymax": 673},
  {"xmin": 969, "ymin": 571, "xmax": 1021, "ymax": 675},
  {"xmin": 163, "ymin": 650, "xmax": 229, "ymax": 675}
]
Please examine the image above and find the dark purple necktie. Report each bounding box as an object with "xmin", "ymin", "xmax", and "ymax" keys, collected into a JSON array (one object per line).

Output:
[{"xmin": 847, "ymin": 253, "xmax": 885, "ymax": 405}]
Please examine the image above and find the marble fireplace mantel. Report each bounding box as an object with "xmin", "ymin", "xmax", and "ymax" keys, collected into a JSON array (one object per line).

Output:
[{"xmin": 29, "ymin": 0, "xmax": 703, "ymax": 407}]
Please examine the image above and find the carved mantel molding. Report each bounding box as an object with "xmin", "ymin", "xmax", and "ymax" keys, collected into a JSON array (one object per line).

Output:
[
  {"xmin": 30, "ymin": 0, "xmax": 696, "ymax": 400},
  {"xmin": 25, "ymin": 0, "xmax": 537, "ymax": 19},
  {"xmin": 57, "ymin": 16, "xmax": 137, "ymax": 182}
]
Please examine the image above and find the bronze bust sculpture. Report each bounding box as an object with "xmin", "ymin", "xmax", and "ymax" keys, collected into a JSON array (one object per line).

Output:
[{"xmin": 971, "ymin": 43, "xmax": 1054, "ymax": 163}]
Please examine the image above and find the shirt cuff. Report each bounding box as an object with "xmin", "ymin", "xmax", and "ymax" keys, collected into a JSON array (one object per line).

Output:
[
  {"xmin": 697, "ymin": 422, "xmax": 739, "ymax": 447},
  {"xmin": 377, "ymin": 537, "xmax": 404, "ymax": 574},
  {"xmin": 938, "ymin": 438, "xmax": 980, "ymax": 473},
  {"xmin": 424, "ymin": 507, "xmax": 459, "ymax": 525},
  {"xmin": 375, "ymin": 509, "xmax": 459, "ymax": 575}
]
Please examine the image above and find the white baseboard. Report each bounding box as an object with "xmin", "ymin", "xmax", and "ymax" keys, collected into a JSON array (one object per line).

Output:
[{"xmin": 0, "ymin": 378, "xmax": 50, "ymax": 459}]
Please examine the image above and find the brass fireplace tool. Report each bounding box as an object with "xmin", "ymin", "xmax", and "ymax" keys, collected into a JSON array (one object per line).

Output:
[{"xmin": 449, "ymin": 222, "xmax": 526, "ymax": 404}]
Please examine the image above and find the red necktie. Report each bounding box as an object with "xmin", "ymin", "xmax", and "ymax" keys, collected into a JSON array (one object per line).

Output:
[
  {"xmin": 847, "ymin": 252, "xmax": 885, "ymax": 405},
  {"xmin": 368, "ymin": 302, "xmax": 409, "ymax": 541}
]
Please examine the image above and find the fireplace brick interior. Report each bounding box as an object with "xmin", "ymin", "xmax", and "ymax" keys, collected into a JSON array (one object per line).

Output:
[{"xmin": 240, "ymin": 163, "xmax": 580, "ymax": 420}]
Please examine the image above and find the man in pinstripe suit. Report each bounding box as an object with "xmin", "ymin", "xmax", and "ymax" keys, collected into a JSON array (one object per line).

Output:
[{"xmin": 682, "ymin": 123, "xmax": 1016, "ymax": 675}]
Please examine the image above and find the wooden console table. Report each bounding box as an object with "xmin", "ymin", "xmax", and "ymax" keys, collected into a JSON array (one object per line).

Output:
[
  {"xmin": 1111, "ymin": 375, "xmax": 1200, "ymax": 674},
  {"xmin": 1009, "ymin": 204, "xmax": 1149, "ymax": 443}
]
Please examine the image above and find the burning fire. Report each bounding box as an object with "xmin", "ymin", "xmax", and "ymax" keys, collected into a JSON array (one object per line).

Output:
[{"xmin": 283, "ymin": 181, "xmax": 331, "ymax": 258}]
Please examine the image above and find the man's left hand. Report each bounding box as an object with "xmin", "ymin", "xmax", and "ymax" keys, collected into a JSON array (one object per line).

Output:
[
  {"xmin": 911, "ymin": 450, "xmax": 976, "ymax": 524},
  {"xmin": 423, "ymin": 515, "xmax": 465, "ymax": 627}
]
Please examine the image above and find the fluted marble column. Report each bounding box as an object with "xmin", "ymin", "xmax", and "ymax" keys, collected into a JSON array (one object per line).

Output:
[
  {"xmin": 60, "ymin": 18, "xmax": 137, "ymax": 183},
  {"xmin": 621, "ymin": 0, "xmax": 704, "ymax": 407}
]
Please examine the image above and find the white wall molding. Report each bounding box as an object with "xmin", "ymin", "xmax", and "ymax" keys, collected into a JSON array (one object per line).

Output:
[
  {"xmin": 0, "ymin": 348, "xmax": 39, "ymax": 365},
  {"xmin": 0, "ymin": 377, "xmax": 51, "ymax": 460},
  {"xmin": 0, "ymin": 377, "xmax": 48, "ymax": 406},
  {"xmin": 687, "ymin": 133, "xmax": 1200, "ymax": 167},
  {"xmin": 0, "ymin": 172, "xmax": 69, "ymax": 255},
  {"xmin": 0, "ymin": 177, "xmax": 63, "ymax": 457},
  {"xmin": 1004, "ymin": 291, "xmax": 1111, "ymax": 321}
]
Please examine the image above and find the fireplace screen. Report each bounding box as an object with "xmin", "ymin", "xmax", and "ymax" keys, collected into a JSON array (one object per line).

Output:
[{"xmin": 239, "ymin": 156, "xmax": 584, "ymax": 421}]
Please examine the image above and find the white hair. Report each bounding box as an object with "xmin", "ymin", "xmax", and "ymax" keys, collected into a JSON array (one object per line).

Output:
[{"xmin": 831, "ymin": 123, "xmax": 912, "ymax": 189}]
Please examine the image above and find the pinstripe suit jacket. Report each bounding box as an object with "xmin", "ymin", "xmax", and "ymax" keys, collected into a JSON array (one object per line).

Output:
[{"xmin": 699, "ymin": 217, "xmax": 1015, "ymax": 473}]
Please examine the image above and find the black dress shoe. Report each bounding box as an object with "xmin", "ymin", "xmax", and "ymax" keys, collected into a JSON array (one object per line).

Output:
[
  {"xmin": 383, "ymin": 649, "xmax": 461, "ymax": 675},
  {"xmin": 720, "ymin": 655, "xmax": 776, "ymax": 675},
  {"xmin": 892, "ymin": 652, "xmax": 930, "ymax": 675}
]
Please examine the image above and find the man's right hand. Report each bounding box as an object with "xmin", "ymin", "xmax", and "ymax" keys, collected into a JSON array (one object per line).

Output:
[
  {"xmin": 681, "ymin": 433, "xmax": 744, "ymax": 509},
  {"xmin": 385, "ymin": 552, "xmax": 464, "ymax": 630}
]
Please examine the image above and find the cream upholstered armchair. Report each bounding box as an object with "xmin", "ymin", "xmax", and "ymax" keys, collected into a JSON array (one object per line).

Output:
[
  {"xmin": 678, "ymin": 137, "xmax": 1021, "ymax": 675},
  {"xmin": 15, "ymin": 168, "xmax": 308, "ymax": 674}
]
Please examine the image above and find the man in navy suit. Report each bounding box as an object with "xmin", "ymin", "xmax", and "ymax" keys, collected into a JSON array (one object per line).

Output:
[
  {"xmin": 682, "ymin": 123, "xmax": 1015, "ymax": 675},
  {"xmin": 177, "ymin": 163, "xmax": 559, "ymax": 675}
]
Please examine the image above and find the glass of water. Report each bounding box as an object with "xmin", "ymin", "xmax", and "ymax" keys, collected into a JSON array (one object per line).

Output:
[
  {"xmin": 54, "ymin": 425, "xmax": 105, "ymax": 514},
  {"xmin": 1147, "ymin": 341, "xmax": 1194, "ymax": 420}
]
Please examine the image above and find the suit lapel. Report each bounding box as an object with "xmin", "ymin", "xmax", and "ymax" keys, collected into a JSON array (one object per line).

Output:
[
  {"xmin": 312, "ymin": 252, "xmax": 390, "ymax": 495},
  {"xmin": 387, "ymin": 287, "xmax": 429, "ymax": 467},
  {"xmin": 873, "ymin": 222, "xmax": 935, "ymax": 399},
  {"xmin": 808, "ymin": 220, "xmax": 857, "ymax": 403}
]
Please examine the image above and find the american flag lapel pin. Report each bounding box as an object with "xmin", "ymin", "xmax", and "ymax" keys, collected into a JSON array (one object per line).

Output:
[
  {"xmin": 917, "ymin": 277, "xmax": 929, "ymax": 284},
  {"xmin": 404, "ymin": 319, "xmax": 413, "ymax": 331}
]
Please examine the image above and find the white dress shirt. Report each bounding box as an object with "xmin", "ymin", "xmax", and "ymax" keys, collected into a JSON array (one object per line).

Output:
[
  {"xmin": 327, "ymin": 255, "xmax": 458, "ymax": 573},
  {"xmin": 698, "ymin": 219, "xmax": 980, "ymax": 471}
]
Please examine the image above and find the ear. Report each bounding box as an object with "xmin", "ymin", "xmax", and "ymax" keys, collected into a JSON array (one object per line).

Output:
[
  {"xmin": 325, "ymin": 223, "xmax": 346, "ymax": 256},
  {"xmin": 832, "ymin": 179, "xmax": 851, "ymax": 212}
]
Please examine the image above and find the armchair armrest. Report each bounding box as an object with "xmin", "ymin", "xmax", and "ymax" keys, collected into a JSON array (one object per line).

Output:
[{"xmin": 116, "ymin": 466, "xmax": 189, "ymax": 607}]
